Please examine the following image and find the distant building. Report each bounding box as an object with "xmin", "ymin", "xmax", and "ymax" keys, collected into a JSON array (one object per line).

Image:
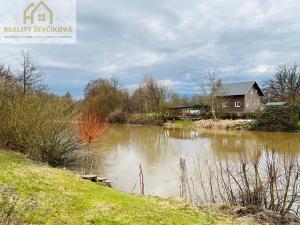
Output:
[
  {"xmin": 216, "ymin": 81, "xmax": 264, "ymax": 113},
  {"xmin": 168, "ymin": 105, "xmax": 201, "ymax": 118}
]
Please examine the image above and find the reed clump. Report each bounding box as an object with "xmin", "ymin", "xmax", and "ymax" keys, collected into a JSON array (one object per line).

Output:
[{"xmin": 179, "ymin": 150, "xmax": 300, "ymax": 223}]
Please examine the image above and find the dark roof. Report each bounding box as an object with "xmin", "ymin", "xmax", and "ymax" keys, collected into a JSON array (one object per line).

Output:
[
  {"xmin": 168, "ymin": 105, "xmax": 195, "ymax": 109},
  {"xmin": 265, "ymin": 102, "xmax": 288, "ymax": 106},
  {"xmin": 216, "ymin": 81, "xmax": 264, "ymax": 97},
  {"xmin": 168, "ymin": 104, "xmax": 207, "ymax": 110}
]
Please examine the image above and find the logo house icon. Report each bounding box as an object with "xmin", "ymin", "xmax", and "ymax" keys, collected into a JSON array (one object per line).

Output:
[{"xmin": 23, "ymin": 1, "xmax": 53, "ymax": 25}]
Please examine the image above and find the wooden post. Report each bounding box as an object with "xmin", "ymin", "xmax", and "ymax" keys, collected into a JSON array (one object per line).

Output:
[{"xmin": 139, "ymin": 164, "xmax": 145, "ymax": 195}]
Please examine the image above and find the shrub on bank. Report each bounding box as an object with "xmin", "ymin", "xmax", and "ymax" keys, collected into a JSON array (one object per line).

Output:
[
  {"xmin": 0, "ymin": 93, "xmax": 81, "ymax": 167},
  {"xmin": 128, "ymin": 113, "xmax": 165, "ymax": 125},
  {"xmin": 217, "ymin": 112, "xmax": 239, "ymax": 120},
  {"xmin": 253, "ymin": 105, "xmax": 300, "ymax": 132},
  {"xmin": 202, "ymin": 112, "xmax": 259, "ymax": 120}
]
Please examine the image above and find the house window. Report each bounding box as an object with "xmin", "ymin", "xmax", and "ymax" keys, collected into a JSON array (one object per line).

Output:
[
  {"xmin": 235, "ymin": 102, "xmax": 241, "ymax": 108},
  {"xmin": 222, "ymin": 102, "xmax": 228, "ymax": 108},
  {"xmin": 38, "ymin": 14, "xmax": 46, "ymax": 22}
]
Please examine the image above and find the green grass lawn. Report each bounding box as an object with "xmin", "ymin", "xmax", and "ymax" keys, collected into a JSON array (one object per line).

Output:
[
  {"xmin": 0, "ymin": 150, "xmax": 253, "ymax": 225},
  {"xmin": 173, "ymin": 120, "xmax": 194, "ymax": 128}
]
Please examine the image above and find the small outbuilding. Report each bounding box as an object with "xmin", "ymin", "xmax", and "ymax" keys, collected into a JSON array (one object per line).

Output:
[{"xmin": 168, "ymin": 105, "xmax": 204, "ymax": 118}]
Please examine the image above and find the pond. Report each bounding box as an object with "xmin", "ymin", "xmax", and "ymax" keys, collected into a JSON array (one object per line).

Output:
[{"xmin": 90, "ymin": 124, "xmax": 300, "ymax": 197}]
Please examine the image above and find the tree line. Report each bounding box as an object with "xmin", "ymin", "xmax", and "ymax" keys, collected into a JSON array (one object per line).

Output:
[
  {"xmin": 82, "ymin": 75, "xmax": 170, "ymax": 122},
  {"xmin": 82, "ymin": 62, "xmax": 300, "ymax": 122},
  {"xmin": 2, "ymin": 50, "xmax": 300, "ymax": 124}
]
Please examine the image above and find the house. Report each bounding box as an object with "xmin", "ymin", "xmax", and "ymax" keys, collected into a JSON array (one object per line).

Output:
[
  {"xmin": 216, "ymin": 81, "xmax": 264, "ymax": 113},
  {"xmin": 23, "ymin": 1, "xmax": 53, "ymax": 25}
]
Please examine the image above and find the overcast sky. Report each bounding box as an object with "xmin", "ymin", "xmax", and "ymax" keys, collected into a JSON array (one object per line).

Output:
[{"xmin": 1, "ymin": 0, "xmax": 300, "ymax": 98}]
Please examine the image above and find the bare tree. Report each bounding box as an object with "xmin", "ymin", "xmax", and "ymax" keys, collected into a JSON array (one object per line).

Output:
[
  {"xmin": 129, "ymin": 75, "xmax": 167, "ymax": 114},
  {"xmin": 143, "ymin": 75, "xmax": 167, "ymax": 113},
  {"xmin": 264, "ymin": 63, "xmax": 300, "ymax": 104},
  {"xmin": 0, "ymin": 65, "xmax": 19, "ymax": 105},
  {"xmin": 0, "ymin": 65, "xmax": 11, "ymax": 78},
  {"xmin": 83, "ymin": 77, "xmax": 124, "ymax": 117},
  {"xmin": 130, "ymin": 86, "xmax": 146, "ymax": 113},
  {"xmin": 168, "ymin": 92, "xmax": 191, "ymax": 108},
  {"xmin": 17, "ymin": 51, "xmax": 46, "ymax": 95},
  {"xmin": 199, "ymin": 71, "xmax": 222, "ymax": 119},
  {"xmin": 64, "ymin": 91, "xmax": 72, "ymax": 99}
]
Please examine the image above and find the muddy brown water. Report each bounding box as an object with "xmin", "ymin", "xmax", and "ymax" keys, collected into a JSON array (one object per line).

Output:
[{"xmin": 89, "ymin": 124, "xmax": 300, "ymax": 197}]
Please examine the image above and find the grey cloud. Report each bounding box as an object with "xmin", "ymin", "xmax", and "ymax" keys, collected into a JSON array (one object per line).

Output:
[{"xmin": 1, "ymin": 0, "xmax": 300, "ymax": 97}]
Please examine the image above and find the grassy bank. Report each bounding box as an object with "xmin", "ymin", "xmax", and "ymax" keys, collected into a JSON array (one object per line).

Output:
[
  {"xmin": 165, "ymin": 120, "xmax": 252, "ymax": 130},
  {"xmin": 164, "ymin": 120, "xmax": 195, "ymax": 128},
  {"xmin": 0, "ymin": 150, "xmax": 254, "ymax": 225},
  {"xmin": 173, "ymin": 120, "xmax": 194, "ymax": 128}
]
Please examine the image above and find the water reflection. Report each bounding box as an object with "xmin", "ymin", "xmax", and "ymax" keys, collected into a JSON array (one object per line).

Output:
[
  {"xmin": 90, "ymin": 125, "xmax": 300, "ymax": 196},
  {"xmin": 168, "ymin": 128, "xmax": 200, "ymax": 140},
  {"xmin": 200, "ymin": 129, "xmax": 300, "ymax": 158}
]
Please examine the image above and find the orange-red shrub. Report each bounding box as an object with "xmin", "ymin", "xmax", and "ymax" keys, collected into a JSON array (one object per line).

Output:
[{"xmin": 77, "ymin": 112, "xmax": 107, "ymax": 145}]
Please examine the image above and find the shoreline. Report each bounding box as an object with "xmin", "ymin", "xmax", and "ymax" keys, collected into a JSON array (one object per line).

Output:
[
  {"xmin": 0, "ymin": 149, "xmax": 258, "ymax": 225},
  {"xmin": 1, "ymin": 149, "xmax": 298, "ymax": 225},
  {"xmin": 164, "ymin": 119, "xmax": 254, "ymax": 130}
]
